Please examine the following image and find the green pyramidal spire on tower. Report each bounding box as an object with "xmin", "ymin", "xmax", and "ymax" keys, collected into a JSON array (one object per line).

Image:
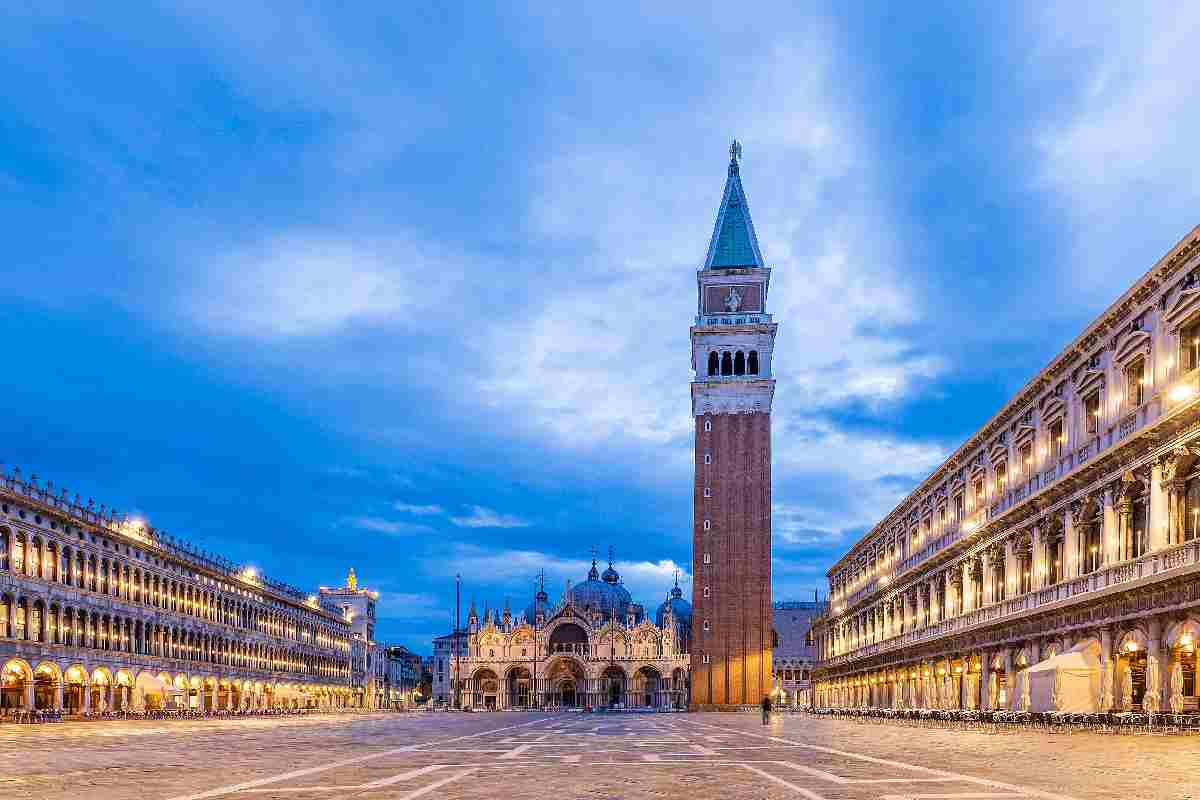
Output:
[{"xmin": 703, "ymin": 139, "xmax": 765, "ymax": 269}]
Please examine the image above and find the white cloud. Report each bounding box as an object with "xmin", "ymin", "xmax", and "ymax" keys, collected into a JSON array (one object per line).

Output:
[
  {"xmin": 176, "ymin": 231, "xmax": 465, "ymax": 338},
  {"xmin": 1033, "ymin": 5, "xmax": 1200, "ymax": 295},
  {"xmin": 472, "ymin": 38, "xmax": 944, "ymax": 458},
  {"xmin": 344, "ymin": 515, "xmax": 433, "ymax": 536},
  {"xmin": 431, "ymin": 543, "xmax": 691, "ymax": 606},
  {"xmin": 393, "ymin": 502, "xmax": 444, "ymax": 516},
  {"xmin": 448, "ymin": 505, "xmax": 531, "ymax": 529}
]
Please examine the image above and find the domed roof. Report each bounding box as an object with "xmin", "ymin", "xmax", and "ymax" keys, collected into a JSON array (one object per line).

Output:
[
  {"xmin": 656, "ymin": 575, "xmax": 692, "ymax": 628},
  {"xmin": 567, "ymin": 559, "xmax": 633, "ymax": 618}
]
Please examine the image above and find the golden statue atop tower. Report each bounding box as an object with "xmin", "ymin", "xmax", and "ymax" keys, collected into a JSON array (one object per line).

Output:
[{"xmin": 347, "ymin": 567, "xmax": 358, "ymax": 592}]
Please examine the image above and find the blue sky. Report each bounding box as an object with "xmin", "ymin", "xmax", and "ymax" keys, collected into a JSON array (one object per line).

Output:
[{"xmin": 3, "ymin": 4, "xmax": 1199, "ymax": 652}]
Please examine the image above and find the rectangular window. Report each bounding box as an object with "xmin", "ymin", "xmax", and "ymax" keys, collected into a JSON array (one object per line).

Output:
[
  {"xmin": 1084, "ymin": 392, "xmax": 1100, "ymax": 434},
  {"xmin": 702, "ymin": 654, "xmax": 711, "ymax": 664},
  {"xmin": 702, "ymin": 586, "xmax": 710, "ymax": 598},
  {"xmin": 1182, "ymin": 319, "xmax": 1200, "ymax": 371},
  {"xmin": 703, "ymin": 487, "xmax": 711, "ymax": 498},
  {"xmin": 974, "ymin": 480, "xmax": 984, "ymax": 508},
  {"xmin": 703, "ymin": 553, "xmax": 711, "ymax": 565},
  {"xmin": 1126, "ymin": 357, "xmax": 1145, "ymax": 408},
  {"xmin": 954, "ymin": 493, "xmax": 964, "ymax": 521},
  {"xmin": 702, "ymin": 619, "xmax": 710, "ymax": 631},
  {"xmin": 995, "ymin": 462, "xmax": 1007, "ymax": 494},
  {"xmin": 704, "ymin": 453, "xmax": 711, "ymax": 465},
  {"xmin": 1019, "ymin": 443, "xmax": 1032, "ymax": 476},
  {"xmin": 1049, "ymin": 418, "xmax": 1064, "ymax": 459}
]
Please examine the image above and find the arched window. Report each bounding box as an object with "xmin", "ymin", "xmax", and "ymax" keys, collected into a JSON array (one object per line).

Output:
[
  {"xmin": 707, "ymin": 351, "xmax": 719, "ymax": 376},
  {"xmin": 734, "ymin": 351, "xmax": 745, "ymax": 375},
  {"xmin": 748, "ymin": 351, "xmax": 759, "ymax": 375},
  {"xmin": 720, "ymin": 352, "xmax": 733, "ymax": 376}
]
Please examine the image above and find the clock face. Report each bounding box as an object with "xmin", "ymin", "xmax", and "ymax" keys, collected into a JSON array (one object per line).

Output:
[{"xmin": 704, "ymin": 284, "xmax": 762, "ymax": 314}]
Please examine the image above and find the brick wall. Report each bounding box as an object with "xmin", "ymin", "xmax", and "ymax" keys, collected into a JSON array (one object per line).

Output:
[{"xmin": 690, "ymin": 411, "xmax": 773, "ymax": 707}]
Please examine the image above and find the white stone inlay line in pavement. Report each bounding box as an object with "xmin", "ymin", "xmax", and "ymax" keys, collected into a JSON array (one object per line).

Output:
[
  {"xmin": 740, "ymin": 764, "xmax": 828, "ymax": 800},
  {"xmin": 161, "ymin": 718, "xmax": 548, "ymax": 800}
]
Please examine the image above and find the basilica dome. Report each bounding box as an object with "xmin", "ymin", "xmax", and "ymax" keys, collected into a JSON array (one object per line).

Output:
[
  {"xmin": 567, "ymin": 559, "xmax": 633, "ymax": 618},
  {"xmin": 655, "ymin": 578, "xmax": 692, "ymax": 631}
]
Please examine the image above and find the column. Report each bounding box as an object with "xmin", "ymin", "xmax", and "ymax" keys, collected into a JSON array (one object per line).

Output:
[
  {"xmin": 915, "ymin": 589, "xmax": 925, "ymax": 628},
  {"xmin": 1064, "ymin": 507, "xmax": 1079, "ymax": 579},
  {"xmin": 1147, "ymin": 618, "xmax": 1163, "ymax": 713},
  {"xmin": 1103, "ymin": 486, "xmax": 1119, "ymax": 567},
  {"xmin": 1003, "ymin": 650, "xmax": 1015, "ymax": 711},
  {"xmin": 981, "ymin": 552, "xmax": 992, "ymax": 605},
  {"xmin": 979, "ymin": 652, "xmax": 991, "ymax": 711},
  {"xmin": 1099, "ymin": 627, "xmax": 1114, "ymax": 711},
  {"xmin": 1150, "ymin": 460, "xmax": 1168, "ymax": 551},
  {"xmin": 1031, "ymin": 525, "xmax": 1044, "ymax": 589},
  {"xmin": 54, "ymin": 680, "xmax": 63, "ymax": 711},
  {"xmin": 962, "ymin": 563, "xmax": 973, "ymax": 613},
  {"xmin": 1004, "ymin": 540, "xmax": 1017, "ymax": 599},
  {"xmin": 82, "ymin": 682, "xmax": 92, "ymax": 714}
]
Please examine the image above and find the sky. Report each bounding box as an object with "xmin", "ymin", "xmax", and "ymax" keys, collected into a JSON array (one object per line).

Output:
[{"xmin": 3, "ymin": 3, "xmax": 1199, "ymax": 652}]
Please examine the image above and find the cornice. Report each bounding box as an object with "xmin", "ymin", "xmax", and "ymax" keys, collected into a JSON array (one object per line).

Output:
[{"xmin": 828, "ymin": 228, "xmax": 1200, "ymax": 577}]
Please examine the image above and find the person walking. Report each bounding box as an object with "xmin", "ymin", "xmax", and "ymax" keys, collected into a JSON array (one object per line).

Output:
[{"xmin": 761, "ymin": 694, "xmax": 772, "ymax": 725}]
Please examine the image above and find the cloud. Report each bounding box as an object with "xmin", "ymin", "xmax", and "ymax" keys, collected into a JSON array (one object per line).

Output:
[
  {"xmin": 344, "ymin": 515, "xmax": 433, "ymax": 536},
  {"xmin": 393, "ymin": 502, "xmax": 444, "ymax": 516},
  {"xmin": 448, "ymin": 505, "xmax": 531, "ymax": 529},
  {"xmin": 1032, "ymin": 5, "xmax": 1200, "ymax": 295},
  {"xmin": 432, "ymin": 543, "xmax": 690, "ymax": 606}
]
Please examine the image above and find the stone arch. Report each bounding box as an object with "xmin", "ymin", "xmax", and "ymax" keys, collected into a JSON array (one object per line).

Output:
[
  {"xmin": 544, "ymin": 656, "xmax": 586, "ymax": 708},
  {"xmin": 720, "ymin": 351, "xmax": 733, "ymax": 376},
  {"xmin": 600, "ymin": 664, "xmax": 627, "ymax": 707},
  {"xmin": 633, "ymin": 665, "xmax": 662, "ymax": 708},
  {"xmin": 748, "ymin": 350, "xmax": 759, "ymax": 375},
  {"xmin": 547, "ymin": 621, "xmax": 589, "ymax": 656},
  {"xmin": 707, "ymin": 351, "xmax": 719, "ymax": 376}
]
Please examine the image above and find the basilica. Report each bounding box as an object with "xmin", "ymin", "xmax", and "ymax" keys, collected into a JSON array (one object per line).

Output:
[{"xmin": 431, "ymin": 556, "xmax": 691, "ymax": 710}]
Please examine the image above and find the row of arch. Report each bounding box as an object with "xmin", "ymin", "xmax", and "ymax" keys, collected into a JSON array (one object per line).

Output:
[
  {"xmin": 0, "ymin": 658, "xmax": 363, "ymax": 713},
  {"xmin": 0, "ymin": 594, "xmax": 349, "ymax": 681},
  {"xmin": 816, "ymin": 617, "xmax": 1200, "ymax": 712},
  {"xmin": 458, "ymin": 657, "xmax": 689, "ymax": 710},
  {"xmin": 706, "ymin": 350, "xmax": 760, "ymax": 377},
  {"xmin": 0, "ymin": 525, "xmax": 349, "ymax": 654}
]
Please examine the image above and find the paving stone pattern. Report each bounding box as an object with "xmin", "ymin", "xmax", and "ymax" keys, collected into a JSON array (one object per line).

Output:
[{"xmin": 0, "ymin": 711, "xmax": 1194, "ymax": 800}]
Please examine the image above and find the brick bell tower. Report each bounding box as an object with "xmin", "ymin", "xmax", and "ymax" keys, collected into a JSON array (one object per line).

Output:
[{"xmin": 690, "ymin": 141, "xmax": 776, "ymax": 710}]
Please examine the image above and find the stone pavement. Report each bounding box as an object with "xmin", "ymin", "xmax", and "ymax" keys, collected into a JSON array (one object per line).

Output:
[{"xmin": 0, "ymin": 711, "xmax": 1195, "ymax": 800}]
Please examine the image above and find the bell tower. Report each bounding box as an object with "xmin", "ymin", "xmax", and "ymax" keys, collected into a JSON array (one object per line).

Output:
[{"xmin": 689, "ymin": 141, "xmax": 776, "ymax": 709}]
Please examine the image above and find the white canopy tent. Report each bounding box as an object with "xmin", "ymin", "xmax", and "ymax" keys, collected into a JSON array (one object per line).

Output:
[{"xmin": 1026, "ymin": 641, "xmax": 1102, "ymax": 713}]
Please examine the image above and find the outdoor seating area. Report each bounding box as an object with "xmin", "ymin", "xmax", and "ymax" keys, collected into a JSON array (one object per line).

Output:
[
  {"xmin": 803, "ymin": 706, "xmax": 1200, "ymax": 734},
  {"xmin": 0, "ymin": 706, "xmax": 338, "ymax": 724}
]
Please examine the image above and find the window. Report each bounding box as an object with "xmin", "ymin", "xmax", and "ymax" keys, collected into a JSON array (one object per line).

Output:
[
  {"xmin": 1018, "ymin": 443, "xmax": 1032, "ymax": 476},
  {"xmin": 703, "ymin": 487, "xmax": 712, "ymax": 498},
  {"xmin": 704, "ymin": 419, "xmax": 711, "ymax": 432},
  {"xmin": 702, "ymin": 619, "xmax": 710, "ymax": 631},
  {"xmin": 720, "ymin": 352, "xmax": 733, "ymax": 376},
  {"xmin": 1049, "ymin": 418, "xmax": 1064, "ymax": 459},
  {"xmin": 702, "ymin": 586, "xmax": 710, "ymax": 598},
  {"xmin": 704, "ymin": 453, "xmax": 711, "ymax": 465},
  {"xmin": 1084, "ymin": 391, "xmax": 1100, "ymax": 434},
  {"xmin": 733, "ymin": 351, "xmax": 745, "ymax": 376},
  {"xmin": 954, "ymin": 493, "xmax": 964, "ymax": 521},
  {"xmin": 707, "ymin": 351, "xmax": 719, "ymax": 376},
  {"xmin": 702, "ymin": 553, "xmax": 711, "ymax": 565},
  {"xmin": 703, "ymin": 520, "xmax": 711, "ymax": 531},
  {"xmin": 748, "ymin": 351, "xmax": 759, "ymax": 375},
  {"xmin": 974, "ymin": 480, "xmax": 984, "ymax": 508},
  {"xmin": 995, "ymin": 462, "xmax": 1007, "ymax": 494},
  {"xmin": 1182, "ymin": 319, "xmax": 1200, "ymax": 371},
  {"xmin": 702, "ymin": 654, "xmax": 711, "ymax": 664},
  {"xmin": 1187, "ymin": 476, "xmax": 1200, "ymax": 542},
  {"xmin": 1126, "ymin": 357, "xmax": 1145, "ymax": 408}
]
